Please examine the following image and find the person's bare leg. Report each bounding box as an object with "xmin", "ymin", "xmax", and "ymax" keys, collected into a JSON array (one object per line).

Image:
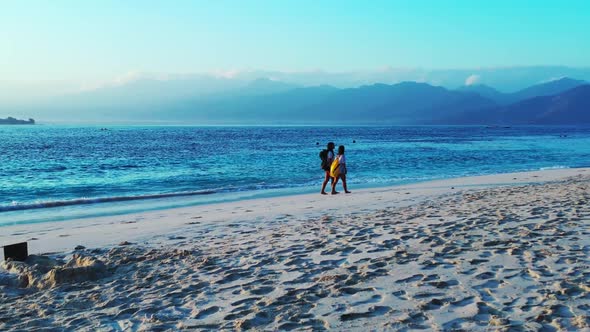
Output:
[
  {"xmin": 320, "ymin": 171, "xmax": 330, "ymax": 194},
  {"xmin": 342, "ymin": 174, "xmax": 351, "ymax": 193},
  {"xmin": 331, "ymin": 177, "xmax": 340, "ymax": 194}
]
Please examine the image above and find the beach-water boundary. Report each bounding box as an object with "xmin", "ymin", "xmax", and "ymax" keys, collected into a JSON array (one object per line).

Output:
[{"xmin": 0, "ymin": 165, "xmax": 584, "ymax": 228}]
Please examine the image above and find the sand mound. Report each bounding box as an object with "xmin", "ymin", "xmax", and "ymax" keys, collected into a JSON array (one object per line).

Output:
[{"xmin": 0, "ymin": 253, "xmax": 109, "ymax": 289}]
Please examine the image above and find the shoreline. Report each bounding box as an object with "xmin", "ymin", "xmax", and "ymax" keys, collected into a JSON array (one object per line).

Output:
[
  {"xmin": 1, "ymin": 167, "xmax": 588, "ymax": 257},
  {"xmin": 1, "ymin": 165, "xmax": 580, "ymax": 220},
  {"xmin": 1, "ymin": 162, "xmax": 586, "ymax": 219}
]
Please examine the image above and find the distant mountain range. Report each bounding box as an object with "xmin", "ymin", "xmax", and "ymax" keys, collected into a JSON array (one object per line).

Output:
[
  {"xmin": 5, "ymin": 76, "xmax": 589, "ymax": 125},
  {"xmin": 155, "ymin": 78, "xmax": 590, "ymax": 124},
  {"xmin": 192, "ymin": 82, "xmax": 496, "ymax": 124},
  {"xmin": 4, "ymin": 66, "xmax": 590, "ymax": 103},
  {"xmin": 457, "ymin": 77, "xmax": 586, "ymax": 105},
  {"xmin": 493, "ymin": 84, "xmax": 590, "ymax": 125}
]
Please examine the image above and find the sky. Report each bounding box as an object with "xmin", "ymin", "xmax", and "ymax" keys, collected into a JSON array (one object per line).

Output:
[{"xmin": 2, "ymin": 0, "xmax": 589, "ymax": 85}]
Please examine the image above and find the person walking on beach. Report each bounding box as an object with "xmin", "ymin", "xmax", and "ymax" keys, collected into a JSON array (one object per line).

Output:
[
  {"xmin": 320, "ymin": 142, "xmax": 336, "ymax": 195},
  {"xmin": 331, "ymin": 145, "xmax": 351, "ymax": 194}
]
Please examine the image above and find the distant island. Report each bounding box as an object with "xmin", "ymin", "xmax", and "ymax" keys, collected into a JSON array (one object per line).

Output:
[{"xmin": 0, "ymin": 117, "xmax": 35, "ymax": 125}]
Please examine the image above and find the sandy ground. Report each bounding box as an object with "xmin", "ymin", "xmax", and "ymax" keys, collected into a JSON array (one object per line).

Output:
[{"xmin": 0, "ymin": 168, "xmax": 589, "ymax": 331}]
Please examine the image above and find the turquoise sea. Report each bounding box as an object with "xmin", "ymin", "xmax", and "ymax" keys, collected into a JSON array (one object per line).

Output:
[{"xmin": 1, "ymin": 125, "xmax": 589, "ymax": 227}]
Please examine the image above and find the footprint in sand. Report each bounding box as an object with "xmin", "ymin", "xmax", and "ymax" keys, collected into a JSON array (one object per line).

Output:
[
  {"xmin": 234, "ymin": 311, "xmax": 275, "ymax": 329},
  {"xmin": 475, "ymin": 271, "xmax": 495, "ymax": 280},
  {"xmin": 549, "ymin": 304, "xmax": 575, "ymax": 318},
  {"xmin": 320, "ymin": 246, "xmax": 355, "ymax": 256},
  {"xmin": 428, "ymin": 279, "xmax": 459, "ymax": 289},
  {"xmin": 338, "ymin": 286, "xmax": 376, "ymax": 295},
  {"xmin": 340, "ymin": 305, "xmax": 392, "ymax": 321},
  {"xmin": 450, "ymin": 296, "xmax": 475, "ymax": 307},
  {"xmin": 223, "ymin": 308, "xmax": 253, "ymax": 321},
  {"xmin": 215, "ymin": 270, "xmax": 251, "ymax": 284},
  {"xmin": 396, "ymin": 311, "xmax": 429, "ymax": 328},
  {"xmin": 319, "ymin": 258, "xmax": 347, "ymax": 267},
  {"xmin": 392, "ymin": 290, "xmax": 409, "ymax": 300},
  {"xmin": 420, "ymin": 297, "xmax": 450, "ymax": 311},
  {"xmin": 396, "ymin": 274, "xmax": 424, "ymax": 284},
  {"xmin": 353, "ymin": 294, "xmax": 383, "ymax": 306},
  {"xmin": 249, "ymin": 286, "xmax": 274, "ymax": 295},
  {"xmin": 194, "ymin": 306, "xmax": 220, "ymax": 319},
  {"xmin": 230, "ymin": 297, "xmax": 261, "ymax": 307},
  {"xmin": 421, "ymin": 274, "xmax": 439, "ymax": 282},
  {"xmin": 414, "ymin": 292, "xmax": 446, "ymax": 299}
]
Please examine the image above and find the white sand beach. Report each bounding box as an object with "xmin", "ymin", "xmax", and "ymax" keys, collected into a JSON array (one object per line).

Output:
[{"xmin": 1, "ymin": 168, "xmax": 589, "ymax": 331}]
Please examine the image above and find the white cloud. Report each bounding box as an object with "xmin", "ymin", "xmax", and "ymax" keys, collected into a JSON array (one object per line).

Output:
[
  {"xmin": 211, "ymin": 69, "xmax": 241, "ymax": 79},
  {"xmin": 465, "ymin": 74, "xmax": 481, "ymax": 86}
]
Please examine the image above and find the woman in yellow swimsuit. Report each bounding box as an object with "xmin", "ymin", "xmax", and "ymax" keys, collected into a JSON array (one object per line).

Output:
[{"xmin": 330, "ymin": 145, "xmax": 351, "ymax": 194}]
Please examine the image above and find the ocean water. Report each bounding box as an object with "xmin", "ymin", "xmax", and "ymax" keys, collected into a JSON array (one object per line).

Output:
[{"xmin": 1, "ymin": 125, "xmax": 589, "ymax": 227}]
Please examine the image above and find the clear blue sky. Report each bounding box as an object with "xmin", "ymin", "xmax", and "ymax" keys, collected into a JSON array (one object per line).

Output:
[{"xmin": 2, "ymin": 0, "xmax": 589, "ymax": 82}]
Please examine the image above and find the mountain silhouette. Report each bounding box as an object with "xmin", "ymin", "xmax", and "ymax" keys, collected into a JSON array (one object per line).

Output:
[
  {"xmin": 11, "ymin": 76, "xmax": 590, "ymax": 125},
  {"xmin": 237, "ymin": 78, "xmax": 301, "ymax": 96},
  {"xmin": 495, "ymin": 84, "xmax": 590, "ymax": 124},
  {"xmin": 311, "ymin": 82, "xmax": 496, "ymax": 123},
  {"xmin": 508, "ymin": 77, "xmax": 586, "ymax": 103},
  {"xmin": 161, "ymin": 82, "xmax": 496, "ymax": 124},
  {"xmin": 457, "ymin": 84, "xmax": 505, "ymax": 102},
  {"xmin": 458, "ymin": 77, "xmax": 586, "ymax": 105},
  {"xmin": 441, "ymin": 84, "xmax": 590, "ymax": 124}
]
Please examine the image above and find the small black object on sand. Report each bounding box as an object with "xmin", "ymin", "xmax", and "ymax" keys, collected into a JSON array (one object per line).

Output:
[{"xmin": 3, "ymin": 242, "xmax": 28, "ymax": 261}]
